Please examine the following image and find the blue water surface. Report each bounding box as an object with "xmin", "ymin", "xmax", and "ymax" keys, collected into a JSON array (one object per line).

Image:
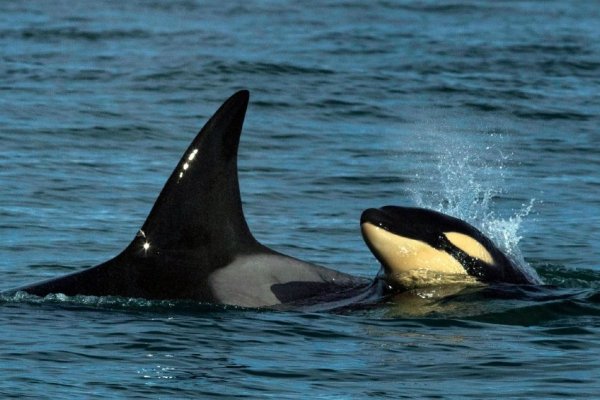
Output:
[{"xmin": 1, "ymin": 1, "xmax": 599, "ymax": 398}]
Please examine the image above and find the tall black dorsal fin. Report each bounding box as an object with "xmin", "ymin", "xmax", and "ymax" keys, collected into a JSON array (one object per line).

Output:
[{"xmin": 134, "ymin": 90, "xmax": 256, "ymax": 254}]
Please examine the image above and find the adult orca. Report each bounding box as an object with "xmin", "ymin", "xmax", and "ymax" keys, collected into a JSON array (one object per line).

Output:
[
  {"xmin": 360, "ymin": 206, "xmax": 541, "ymax": 289},
  {"xmin": 11, "ymin": 90, "xmax": 376, "ymax": 308}
]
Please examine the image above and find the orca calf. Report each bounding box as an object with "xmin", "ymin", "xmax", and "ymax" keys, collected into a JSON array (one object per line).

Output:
[
  {"xmin": 360, "ymin": 206, "xmax": 540, "ymax": 289},
  {"xmin": 12, "ymin": 91, "xmax": 375, "ymax": 308}
]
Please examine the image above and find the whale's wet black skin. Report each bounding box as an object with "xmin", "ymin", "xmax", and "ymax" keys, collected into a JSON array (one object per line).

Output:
[
  {"xmin": 360, "ymin": 206, "xmax": 540, "ymax": 289},
  {"xmin": 12, "ymin": 91, "xmax": 380, "ymax": 308}
]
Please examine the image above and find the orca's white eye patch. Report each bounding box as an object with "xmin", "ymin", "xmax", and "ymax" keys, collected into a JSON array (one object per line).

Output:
[{"xmin": 444, "ymin": 232, "xmax": 495, "ymax": 265}]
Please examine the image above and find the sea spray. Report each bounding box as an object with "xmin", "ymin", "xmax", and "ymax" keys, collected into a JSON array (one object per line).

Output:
[{"xmin": 405, "ymin": 126, "xmax": 541, "ymax": 283}]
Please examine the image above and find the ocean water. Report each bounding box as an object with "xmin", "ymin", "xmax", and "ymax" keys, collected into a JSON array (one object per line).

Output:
[{"xmin": 1, "ymin": 0, "xmax": 599, "ymax": 398}]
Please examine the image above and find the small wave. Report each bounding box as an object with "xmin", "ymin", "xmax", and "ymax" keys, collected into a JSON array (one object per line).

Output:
[
  {"xmin": 312, "ymin": 175, "xmax": 408, "ymax": 186},
  {"xmin": 507, "ymin": 43, "xmax": 590, "ymax": 56},
  {"xmin": 0, "ymin": 291, "xmax": 238, "ymax": 314},
  {"xmin": 204, "ymin": 60, "xmax": 335, "ymax": 77},
  {"xmin": 467, "ymin": 297, "xmax": 600, "ymax": 326},
  {"xmin": 514, "ymin": 109, "xmax": 592, "ymax": 122},
  {"xmin": 464, "ymin": 102, "xmax": 504, "ymax": 112},
  {"xmin": 307, "ymin": 99, "xmax": 396, "ymax": 121},
  {"xmin": 538, "ymin": 264, "xmax": 600, "ymax": 290},
  {"xmin": 15, "ymin": 27, "xmax": 151, "ymax": 41},
  {"xmin": 392, "ymin": 3, "xmax": 485, "ymax": 14}
]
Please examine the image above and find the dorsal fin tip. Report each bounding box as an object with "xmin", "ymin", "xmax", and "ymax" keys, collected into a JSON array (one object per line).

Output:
[{"xmin": 136, "ymin": 91, "xmax": 255, "ymax": 251}]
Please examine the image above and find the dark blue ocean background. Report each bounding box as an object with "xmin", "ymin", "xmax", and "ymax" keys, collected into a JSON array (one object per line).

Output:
[{"xmin": 1, "ymin": 1, "xmax": 599, "ymax": 398}]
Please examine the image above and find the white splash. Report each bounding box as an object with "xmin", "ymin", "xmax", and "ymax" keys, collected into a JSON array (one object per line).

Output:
[{"xmin": 405, "ymin": 125, "xmax": 540, "ymax": 282}]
